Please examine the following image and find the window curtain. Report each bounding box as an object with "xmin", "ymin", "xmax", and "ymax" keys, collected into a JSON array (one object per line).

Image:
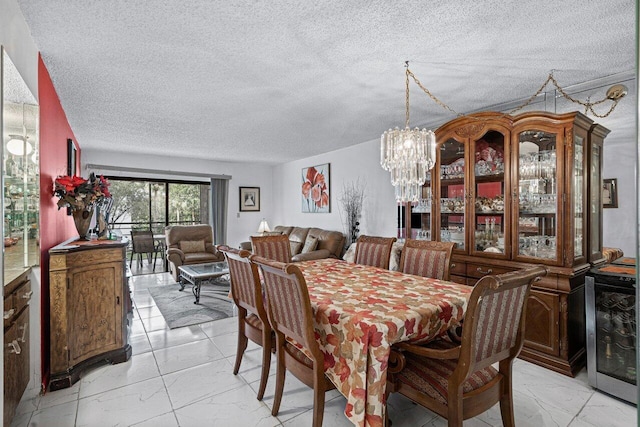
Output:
[{"xmin": 210, "ymin": 178, "xmax": 228, "ymax": 245}]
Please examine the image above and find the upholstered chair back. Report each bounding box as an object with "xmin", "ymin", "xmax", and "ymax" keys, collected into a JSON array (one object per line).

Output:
[
  {"xmin": 354, "ymin": 235, "xmax": 397, "ymax": 269},
  {"xmin": 398, "ymin": 240, "xmax": 455, "ymax": 280},
  {"xmin": 251, "ymin": 234, "xmax": 292, "ymax": 262}
]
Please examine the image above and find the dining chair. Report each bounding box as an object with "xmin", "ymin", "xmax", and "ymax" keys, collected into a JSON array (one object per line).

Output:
[
  {"xmin": 353, "ymin": 235, "xmax": 397, "ymax": 269},
  {"xmin": 130, "ymin": 230, "xmax": 161, "ymax": 271},
  {"xmin": 251, "ymin": 255, "xmax": 336, "ymax": 427},
  {"xmin": 398, "ymin": 240, "xmax": 455, "ymax": 280},
  {"xmin": 387, "ymin": 266, "xmax": 547, "ymax": 427},
  {"xmin": 250, "ymin": 234, "xmax": 292, "ymax": 262},
  {"xmin": 217, "ymin": 245, "xmax": 272, "ymax": 401}
]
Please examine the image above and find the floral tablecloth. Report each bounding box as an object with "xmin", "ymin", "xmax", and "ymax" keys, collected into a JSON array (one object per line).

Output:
[{"xmin": 296, "ymin": 258, "xmax": 472, "ymax": 427}]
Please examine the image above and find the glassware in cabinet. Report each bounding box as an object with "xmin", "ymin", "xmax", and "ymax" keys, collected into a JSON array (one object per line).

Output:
[
  {"xmin": 472, "ymin": 130, "xmax": 506, "ymax": 255},
  {"xmin": 439, "ymin": 139, "xmax": 465, "ymax": 249},
  {"xmin": 411, "ymin": 185, "xmax": 432, "ymax": 240},
  {"xmin": 516, "ymin": 130, "xmax": 558, "ymax": 261}
]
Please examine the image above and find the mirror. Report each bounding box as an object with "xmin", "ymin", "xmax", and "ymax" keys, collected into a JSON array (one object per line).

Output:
[{"xmin": 2, "ymin": 47, "xmax": 40, "ymax": 284}]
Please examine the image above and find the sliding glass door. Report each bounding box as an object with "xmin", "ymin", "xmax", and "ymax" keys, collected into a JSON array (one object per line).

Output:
[{"xmin": 107, "ymin": 177, "xmax": 209, "ymax": 236}]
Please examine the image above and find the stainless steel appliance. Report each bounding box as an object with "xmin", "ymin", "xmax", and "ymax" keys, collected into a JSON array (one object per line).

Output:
[{"xmin": 585, "ymin": 258, "xmax": 636, "ymax": 404}]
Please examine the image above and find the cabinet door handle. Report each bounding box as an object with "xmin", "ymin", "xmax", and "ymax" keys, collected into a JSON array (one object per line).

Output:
[
  {"xmin": 450, "ymin": 263, "xmax": 456, "ymax": 268},
  {"xmin": 3, "ymin": 308, "xmax": 15, "ymax": 319},
  {"xmin": 22, "ymin": 291, "xmax": 33, "ymax": 299},
  {"xmin": 476, "ymin": 267, "xmax": 493, "ymax": 275},
  {"xmin": 18, "ymin": 322, "xmax": 28, "ymax": 343},
  {"xmin": 8, "ymin": 340, "xmax": 21, "ymax": 355}
]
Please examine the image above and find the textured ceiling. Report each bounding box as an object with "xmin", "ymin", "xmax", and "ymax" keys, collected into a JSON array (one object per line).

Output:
[{"xmin": 15, "ymin": 0, "xmax": 636, "ymax": 164}]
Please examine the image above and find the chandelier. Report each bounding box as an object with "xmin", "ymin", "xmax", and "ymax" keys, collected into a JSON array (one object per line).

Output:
[{"xmin": 380, "ymin": 62, "xmax": 436, "ymax": 202}]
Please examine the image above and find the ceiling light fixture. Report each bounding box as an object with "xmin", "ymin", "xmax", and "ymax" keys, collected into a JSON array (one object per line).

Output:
[
  {"xmin": 380, "ymin": 62, "xmax": 436, "ymax": 203},
  {"xmin": 380, "ymin": 65, "xmax": 628, "ymax": 203},
  {"xmin": 6, "ymin": 134, "xmax": 32, "ymax": 156}
]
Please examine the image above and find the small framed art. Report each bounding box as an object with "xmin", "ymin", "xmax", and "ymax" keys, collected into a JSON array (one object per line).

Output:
[
  {"xmin": 239, "ymin": 187, "xmax": 260, "ymax": 212},
  {"xmin": 603, "ymin": 178, "xmax": 618, "ymax": 208}
]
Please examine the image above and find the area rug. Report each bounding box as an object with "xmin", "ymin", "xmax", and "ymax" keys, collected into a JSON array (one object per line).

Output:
[{"xmin": 148, "ymin": 277, "xmax": 235, "ymax": 329}]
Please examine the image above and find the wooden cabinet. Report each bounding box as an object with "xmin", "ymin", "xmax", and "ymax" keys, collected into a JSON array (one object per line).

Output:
[
  {"xmin": 4, "ymin": 270, "xmax": 32, "ymax": 426},
  {"xmin": 400, "ymin": 111, "xmax": 609, "ymax": 376},
  {"xmin": 49, "ymin": 238, "xmax": 131, "ymax": 391}
]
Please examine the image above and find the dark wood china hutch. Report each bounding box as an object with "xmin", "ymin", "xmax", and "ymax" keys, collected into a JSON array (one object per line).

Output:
[{"xmin": 399, "ymin": 111, "xmax": 609, "ymax": 376}]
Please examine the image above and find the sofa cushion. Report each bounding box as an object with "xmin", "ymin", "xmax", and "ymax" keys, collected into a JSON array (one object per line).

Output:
[
  {"xmin": 274, "ymin": 226, "xmax": 294, "ymax": 236},
  {"xmin": 290, "ymin": 241, "xmax": 303, "ymax": 255},
  {"xmin": 307, "ymin": 227, "xmax": 345, "ymax": 258},
  {"xmin": 289, "ymin": 227, "xmax": 310, "ymax": 245},
  {"xmin": 184, "ymin": 252, "xmax": 220, "ymax": 263},
  {"xmin": 180, "ymin": 240, "xmax": 206, "ymax": 253},
  {"xmin": 302, "ymin": 235, "xmax": 318, "ymax": 253},
  {"xmin": 262, "ymin": 231, "xmax": 283, "ymax": 236}
]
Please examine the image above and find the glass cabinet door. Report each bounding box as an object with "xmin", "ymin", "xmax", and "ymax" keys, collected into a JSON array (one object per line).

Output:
[
  {"xmin": 439, "ymin": 138, "xmax": 465, "ymax": 250},
  {"xmin": 516, "ymin": 130, "xmax": 558, "ymax": 262},
  {"xmin": 589, "ymin": 143, "xmax": 603, "ymax": 262},
  {"xmin": 410, "ymin": 182, "xmax": 432, "ymax": 240},
  {"xmin": 573, "ymin": 134, "xmax": 585, "ymax": 260},
  {"xmin": 471, "ymin": 130, "xmax": 506, "ymax": 255}
]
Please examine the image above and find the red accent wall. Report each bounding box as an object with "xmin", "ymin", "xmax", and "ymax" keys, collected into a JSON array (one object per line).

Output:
[{"xmin": 38, "ymin": 54, "xmax": 81, "ymax": 388}]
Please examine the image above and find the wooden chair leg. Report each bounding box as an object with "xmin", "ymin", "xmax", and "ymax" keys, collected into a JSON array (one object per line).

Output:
[
  {"xmin": 271, "ymin": 335, "xmax": 286, "ymax": 416},
  {"xmin": 129, "ymin": 251, "xmax": 134, "ymax": 268},
  {"xmin": 312, "ymin": 372, "xmax": 326, "ymax": 427},
  {"xmin": 447, "ymin": 387, "xmax": 463, "ymax": 427},
  {"xmin": 233, "ymin": 315, "xmax": 248, "ymax": 375},
  {"xmin": 256, "ymin": 329, "xmax": 272, "ymax": 401},
  {"xmin": 499, "ymin": 361, "xmax": 516, "ymax": 427}
]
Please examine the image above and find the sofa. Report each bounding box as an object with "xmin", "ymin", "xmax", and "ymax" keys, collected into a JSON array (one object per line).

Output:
[
  {"xmin": 240, "ymin": 225, "xmax": 345, "ymax": 262},
  {"xmin": 165, "ymin": 224, "xmax": 225, "ymax": 281}
]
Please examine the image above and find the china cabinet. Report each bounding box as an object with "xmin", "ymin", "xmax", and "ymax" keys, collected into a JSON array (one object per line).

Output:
[
  {"xmin": 399, "ymin": 111, "xmax": 609, "ymax": 376},
  {"xmin": 48, "ymin": 238, "xmax": 131, "ymax": 390}
]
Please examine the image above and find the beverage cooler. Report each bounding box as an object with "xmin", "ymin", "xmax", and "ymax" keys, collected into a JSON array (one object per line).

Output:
[{"xmin": 585, "ymin": 258, "xmax": 636, "ymax": 404}]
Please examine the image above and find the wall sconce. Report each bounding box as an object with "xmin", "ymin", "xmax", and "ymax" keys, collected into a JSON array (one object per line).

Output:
[
  {"xmin": 257, "ymin": 218, "xmax": 271, "ymax": 235},
  {"xmin": 6, "ymin": 134, "xmax": 32, "ymax": 156}
]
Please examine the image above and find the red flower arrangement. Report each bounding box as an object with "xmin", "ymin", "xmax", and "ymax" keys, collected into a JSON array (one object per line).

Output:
[{"xmin": 53, "ymin": 172, "xmax": 111, "ymax": 211}]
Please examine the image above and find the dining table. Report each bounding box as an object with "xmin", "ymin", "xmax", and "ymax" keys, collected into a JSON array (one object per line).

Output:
[{"xmin": 295, "ymin": 258, "xmax": 472, "ymax": 427}]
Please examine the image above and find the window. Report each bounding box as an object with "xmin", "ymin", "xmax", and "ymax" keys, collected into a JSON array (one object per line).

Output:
[{"xmin": 107, "ymin": 177, "xmax": 209, "ymax": 236}]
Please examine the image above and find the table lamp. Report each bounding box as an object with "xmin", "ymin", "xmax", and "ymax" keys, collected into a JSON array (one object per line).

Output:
[{"xmin": 257, "ymin": 218, "xmax": 271, "ymax": 235}]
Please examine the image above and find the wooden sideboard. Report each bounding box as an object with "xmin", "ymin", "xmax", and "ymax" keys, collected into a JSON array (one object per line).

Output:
[
  {"xmin": 49, "ymin": 238, "xmax": 131, "ymax": 391},
  {"xmin": 4, "ymin": 269, "xmax": 32, "ymax": 426}
]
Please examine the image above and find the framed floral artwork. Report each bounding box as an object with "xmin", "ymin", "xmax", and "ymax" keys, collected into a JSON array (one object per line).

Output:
[
  {"xmin": 301, "ymin": 163, "xmax": 330, "ymax": 213},
  {"xmin": 239, "ymin": 187, "xmax": 260, "ymax": 211}
]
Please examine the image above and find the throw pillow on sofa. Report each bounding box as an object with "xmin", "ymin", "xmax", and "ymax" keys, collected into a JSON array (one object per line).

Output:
[
  {"xmin": 302, "ymin": 235, "xmax": 318, "ymax": 253},
  {"xmin": 180, "ymin": 240, "xmax": 206, "ymax": 253},
  {"xmin": 290, "ymin": 241, "xmax": 303, "ymax": 255}
]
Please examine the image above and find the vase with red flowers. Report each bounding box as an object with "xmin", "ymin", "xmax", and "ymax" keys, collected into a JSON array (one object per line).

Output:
[{"xmin": 53, "ymin": 173, "xmax": 111, "ymax": 240}]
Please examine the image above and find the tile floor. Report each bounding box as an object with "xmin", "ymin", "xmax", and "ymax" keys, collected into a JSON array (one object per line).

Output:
[{"xmin": 10, "ymin": 273, "xmax": 637, "ymax": 427}]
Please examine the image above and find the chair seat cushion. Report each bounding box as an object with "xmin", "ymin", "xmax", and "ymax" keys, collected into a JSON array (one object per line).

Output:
[
  {"xmin": 245, "ymin": 313, "xmax": 263, "ymax": 330},
  {"xmin": 184, "ymin": 252, "xmax": 220, "ymax": 263},
  {"xmin": 396, "ymin": 353, "xmax": 498, "ymax": 405},
  {"xmin": 180, "ymin": 240, "xmax": 206, "ymax": 253},
  {"xmin": 284, "ymin": 338, "xmax": 314, "ymax": 368}
]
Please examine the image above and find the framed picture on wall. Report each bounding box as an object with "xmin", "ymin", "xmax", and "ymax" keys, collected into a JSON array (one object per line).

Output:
[
  {"xmin": 239, "ymin": 187, "xmax": 260, "ymax": 211},
  {"xmin": 301, "ymin": 163, "xmax": 330, "ymax": 213},
  {"xmin": 67, "ymin": 138, "xmax": 77, "ymax": 176},
  {"xmin": 603, "ymin": 178, "xmax": 618, "ymax": 208},
  {"xmin": 66, "ymin": 138, "xmax": 77, "ymax": 215}
]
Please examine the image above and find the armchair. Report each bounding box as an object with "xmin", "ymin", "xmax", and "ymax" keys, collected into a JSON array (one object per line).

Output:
[{"xmin": 165, "ymin": 224, "xmax": 225, "ymax": 281}]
